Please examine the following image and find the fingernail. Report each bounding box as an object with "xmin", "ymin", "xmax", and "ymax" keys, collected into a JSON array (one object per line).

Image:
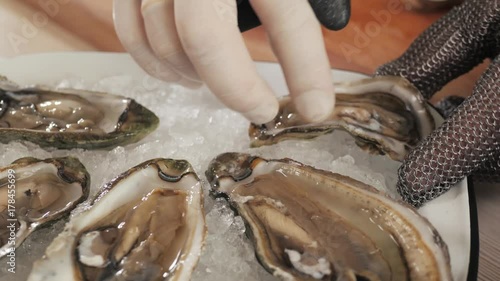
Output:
[
  {"xmin": 182, "ymin": 79, "xmax": 203, "ymax": 90},
  {"xmin": 243, "ymin": 99, "xmax": 280, "ymax": 124},
  {"xmin": 294, "ymin": 90, "xmax": 334, "ymax": 123},
  {"xmin": 144, "ymin": 60, "xmax": 181, "ymax": 82}
]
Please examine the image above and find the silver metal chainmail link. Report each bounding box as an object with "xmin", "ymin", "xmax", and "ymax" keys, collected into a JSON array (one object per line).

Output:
[
  {"xmin": 376, "ymin": 0, "xmax": 500, "ymax": 99},
  {"xmin": 375, "ymin": 0, "xmax": 500, "ymax": 207},
  {"xmin": 474, "ymin": 152, "xmax": 500, "ymax": 182},
  {"xmin": 397, "ymin": 58, "xmax": 499, "ymax": 207}
]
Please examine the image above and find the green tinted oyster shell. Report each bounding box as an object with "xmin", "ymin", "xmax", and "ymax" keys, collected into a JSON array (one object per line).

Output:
[{"xmin": 0, "ymin": 76, "xmax": 159, "ymax": 150}]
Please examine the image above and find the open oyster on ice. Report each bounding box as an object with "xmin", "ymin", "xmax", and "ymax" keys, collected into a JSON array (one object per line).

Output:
[
  {"xmin": 0, "ymin": 76, "xmax": 159, "ymax": 149},
  {"xmin": 206, "ymin": 153, "xmax": 453, "ymax": 281},
  {"xmin": 28, "ymin": 158, "xmax": 206, "ymax": 281},
  {"xmin": 0, "ymin": 157, "xmax": 90, "ymax": 258},
  {"xmin": 249, "ymin": 76, "xmax": 435, "ymax": 161}
]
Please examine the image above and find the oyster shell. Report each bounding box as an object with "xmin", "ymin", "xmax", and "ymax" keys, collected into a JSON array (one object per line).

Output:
[
  {"xmin": 206, "ymin": 153, "xmax": 453, "ymax": 281},
  {"xmin": 0, "ymin": 77, "xmax": 159, "ymax": 149},
  {"xmin": 249, "ymin": 76, "xmax": 435, "ymax": 161},
  {"xmin": 28, "ymin": 158, "xmax": 206, "ymax": 281},
  {"xmin": 0, "ymin": 157, "xmax": 90, "ymax": 258}
]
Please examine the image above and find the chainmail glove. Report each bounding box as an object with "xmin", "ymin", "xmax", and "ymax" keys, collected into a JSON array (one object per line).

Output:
[
  {"xmin": 237, "ymin": 0, "xmax": 351, "ymax": 32},
  {"xmin": 375, "ymin": 0, "xmax": 500, "ymax": 207}
]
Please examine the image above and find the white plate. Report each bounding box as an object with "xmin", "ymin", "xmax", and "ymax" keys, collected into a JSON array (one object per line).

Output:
[{"xmin": 0, "ymin": 52, "xmax": 472, "ymax": 280}]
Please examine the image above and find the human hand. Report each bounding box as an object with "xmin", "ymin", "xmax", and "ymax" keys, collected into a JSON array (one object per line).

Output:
[
  {"xmin": 375, "ymin": 0, "xmax": 500, "ymax": 207},
  {"xmin": 113, "ymin": 0, "xmax": 349, "ymax": 124}
]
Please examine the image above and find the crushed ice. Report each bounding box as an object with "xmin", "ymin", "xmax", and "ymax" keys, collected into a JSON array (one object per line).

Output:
[{"xmin": 0, "ymin": 75, "xmax": 400, "ymax": 281}]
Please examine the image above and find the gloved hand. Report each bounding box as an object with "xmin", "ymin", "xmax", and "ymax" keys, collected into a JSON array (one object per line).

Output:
[
  {"xmin": 113, "ymin": 0, "xmax": 349, "ymax": 124},
  {"xmin": 375, "ymin": 0, "xmax": 500, "ymax": 207}
]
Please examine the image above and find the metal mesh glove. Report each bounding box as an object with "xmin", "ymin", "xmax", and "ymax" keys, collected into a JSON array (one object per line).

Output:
[
  {"xmin": 376, "ymin": 0, "xmax": 500, "ymax": 207},
  {"xmin": 237, "ymin": 0, "xmax": 351, "ymax": 32}
]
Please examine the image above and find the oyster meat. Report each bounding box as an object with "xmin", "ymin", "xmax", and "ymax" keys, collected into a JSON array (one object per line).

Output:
[
  {"xmin": 206, "ymin": 153, "xmax": 452, "ymax": 281},
  {"xmin": 0, "ymin": 157, "xmax": 90, "ymax": 258},
  {"xmin": 0, "ymin": 76, "xmax": 159, "ymax": 149},
  {"xmin": 28, "ymin": 159, "xmax": 206, "ymax": 281},
  {"xmin": 249, "ymin": 76, "xmax": 435, "ymax": 161}
]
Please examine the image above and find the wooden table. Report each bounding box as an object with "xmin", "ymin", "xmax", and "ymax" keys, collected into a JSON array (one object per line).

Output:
[{"xmin": 1, "ymin": 1, "xmax": 498, "ymax": 280}]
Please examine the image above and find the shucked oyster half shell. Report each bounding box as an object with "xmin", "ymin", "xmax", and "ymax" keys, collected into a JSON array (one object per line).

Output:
[
  {"xmin": 0, "ymin": 76, "xmax": 159, "ymax": 149},
  {"xmin": 249, "ymin": 76, "xmax": 435, "ymax": 161},
  {"xmin": 0, "ymin": 157, "xmax": 90, "ymax": 259},
  {"xmin": 28, "ymin": 159, "xmax": 206, "ymax": 281},
  {"xmin": 206, "ymin": 153, "xmax": 453, "ymax": 281}
]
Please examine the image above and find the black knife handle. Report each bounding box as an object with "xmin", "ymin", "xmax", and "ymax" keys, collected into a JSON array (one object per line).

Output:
[
  {"xmin": 237, "ymin": 0, "xmax": 260, "ymax": 32},
  {"xmin": 237, "ymin": 0, "xmax": 351, "ymax": 32}
]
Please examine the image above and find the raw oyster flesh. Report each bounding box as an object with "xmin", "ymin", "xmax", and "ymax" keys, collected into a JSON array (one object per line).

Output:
[
  {"xmin": 0, "ymin": 76, "xmax": 159, "ymax": 149},
  {"xmin": 249, "ymin": 76, "xmax": 435, "ymax": 161},
  {"xmin": 206, "ymin": 153, "xmax": 452, "ymax": 281},
  {"xmin": 28, "ymin": 158, "xmax": 206, "ymax": 281},
  {"xmin": 0, "ymin": 157, "xmax": 90, "ymax": 258}
]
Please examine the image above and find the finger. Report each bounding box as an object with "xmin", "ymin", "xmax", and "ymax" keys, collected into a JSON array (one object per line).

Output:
[
  {"xmin": 375, "ymin": 0, "xmax": 495, "ymax": 99},
  {"xmin": 141, "ymin": 0, "xmax": 201, "ymax": 82},
  {"xmin": 113, "ymin": 0, "xmax": 200, "ymax": 88},
  {"xmin": 174, "ymin": 0, "xmax": 279, "ymax": 124},
  {"xmin": 250, "ymin": 0, "xmax": 335, "ymax": 123},
  {"xmin": 397, "ymin": 56, "xmax": 500, "ymax": 207}
]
